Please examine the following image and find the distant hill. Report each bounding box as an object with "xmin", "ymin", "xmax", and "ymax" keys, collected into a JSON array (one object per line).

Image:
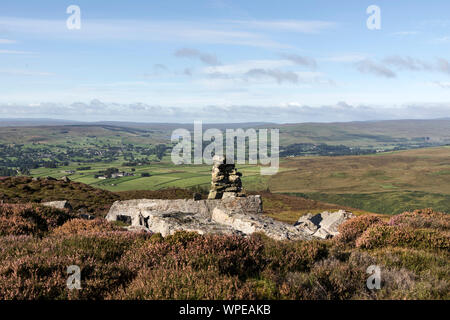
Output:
[
  {"xmin": 0, "ymin": 118, "xmax": 449, "ymax": 148},
  {"xmin": 0, "ymin": 118, "xmax": 83, "ymax": 127},
  {"xmin": 272, "ymin": 119, "xmax": 450, "ymax": 147},
  {"xmin": 0, "ymin": 118, "xmax": 271, "ymax": 128}
]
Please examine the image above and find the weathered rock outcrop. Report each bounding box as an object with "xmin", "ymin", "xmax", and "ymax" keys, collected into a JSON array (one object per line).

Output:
[
  {"xmin": 294, "ymin": 210, "xmax": 354, "ymax": 239},
  {"xmin": 41, "ymin": 200, "xmax": 72, "ymax": 211},
  {"xmin": 106, "ymin": 197, "xmax": 263, "ymax": 237},
  {"xmin": 105, "ymin": 160, "xmax": 354, "ymax": 240},
  {"xmin": 211, "ymin": 207, "xmax": 312, "ymax": 241},
  {"xmin": 106, "ymin": 196, "xmax": 262, "ymax": 223},
  {"xmin": 106, "ymin": 196, "xmax": 353, "ymax": 240},
  {"xmin": 127, "ymin": 211, "xmax": 245, "ymax": 237}
]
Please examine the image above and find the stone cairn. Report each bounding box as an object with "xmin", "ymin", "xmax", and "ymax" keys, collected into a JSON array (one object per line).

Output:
[{"xmin": 208, "ymin": 156, "xmax": 245, "ymax": 199}]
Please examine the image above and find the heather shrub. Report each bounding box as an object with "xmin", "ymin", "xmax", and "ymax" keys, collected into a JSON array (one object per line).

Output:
[
  {"xmin": 112, "ymin": 232, "xmax": 270, "ymax": 299},
  {"xmin": 116, "ymin": 233, "xmax": 333, "ymax": 300},
  {"xmin": 164, "ymin": 230, "xmax": 202, "ymax": 246},
  {"xmin": 308, "ymin": 258, "xmax": 367, "ymax": 299},
  {"xmin": 367, "ymin": 247, "xmax": 449, "ymax": 299},
  {"xmin": 0, "ymin": 210, "xmax": 448, "ymax": 300},
  {"xmin": 52, "ymin": 218, "xmax": 123, "ymax": 236},
  {"xmin": 279, "ymin": 258, "xmax": 367, "ymax": 300},
  {"xmin": 371, "ymin": 247, "xmax": 449, "ymax": 275},
  {"xmin": 356, "ymin": 224, "xmax": 450, "ymax": 250},
  {"xmin": 279, "ymin": 272, "xmax": 313, "ymax": 299},
  {"xmin": 355, "ymin": 261, "xmax": 447, "ymax": 300},
  {"xmin": 0, "ymin": 203, "xmax": 72, "ymax": 236},
  {"xmin": 148, "ymin": 232, "xmax": 164, "ymax": 243},
  {"xmin": 0, "ymin": 232, "xmax": 149, "ymax": 299},
  {"xmin": 54, "ymin": 232, "xmax": 149, "ymax": 263},
  {"xmin": 121, "ymin": 232, "xmax": 265, "ymax": 279},
  {"xmin": 0, "ymin": 215, "xmax": 36, "ymax": 237},
  {"xmin": 262, "ymin": 238, "xmax": 329, "ymax": 274},
  {"xmin": 0, "ymin": 235, "xmax": 36, "ymax": 262},
  {"xmin": 347, "ymin": 250, "xmax": 377, "ymax": 267},
  {"xmin": 389, "ymin": 209, "xmax": 450, "ymax": 231},
  {"xmin": 349, "ymin": 266, "xmax": 418, "ymax": 300},
  {"xmin": 375, "ymin": 267, "xmax": 417, "ymax": 299},
  {"xmin": 113, "ymin": 265, "xmax": 255, "ymax": 300},
  {"xmin": 334, "ymin": 214, "xmax": 384, "ymax": 247},
  {"xmin": 244, "ymin": 270, "xmax": 280, "ymax": 299},
  {"xmin": 406, "ymin": 280, "xmax": 450, "ymax": 299},
  {"xmin": 0, "ymin": 253, "xmax": 132, "ymax": 300},
  {"xmin": 194, "ymin": 234, "xmax": 265, "ymax": 277}
]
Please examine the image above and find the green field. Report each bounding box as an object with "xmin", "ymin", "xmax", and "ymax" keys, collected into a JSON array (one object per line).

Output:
[{"xmin": 31, "ymin": 157, "xmax": 273, "ymax": 192}]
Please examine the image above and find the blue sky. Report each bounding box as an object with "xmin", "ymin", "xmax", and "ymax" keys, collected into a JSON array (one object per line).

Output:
[{"xmin": 1, "ymin": 0, "xmax": 450, "ymax": 122}]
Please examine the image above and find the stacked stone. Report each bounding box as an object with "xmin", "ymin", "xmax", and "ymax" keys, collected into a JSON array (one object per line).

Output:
[{"xmin": 208, "ymin": 156, "xmax": 245, "ymax": 199}]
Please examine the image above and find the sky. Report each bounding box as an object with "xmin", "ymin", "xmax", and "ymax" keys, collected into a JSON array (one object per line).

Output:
[{"xmin": 1, "ymin": 0, "xmax": 450, "ymax": 123}]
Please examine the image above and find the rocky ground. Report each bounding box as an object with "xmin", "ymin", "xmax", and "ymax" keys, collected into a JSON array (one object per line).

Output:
[{"xmin": 105, "ymin": 196, "xmax": 354, "ymax": 240}]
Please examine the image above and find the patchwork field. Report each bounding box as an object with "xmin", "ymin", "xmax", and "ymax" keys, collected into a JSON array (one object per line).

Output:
[{"xmin": 31, "ymin": 159, "xmax": 273, "ymax": 192}]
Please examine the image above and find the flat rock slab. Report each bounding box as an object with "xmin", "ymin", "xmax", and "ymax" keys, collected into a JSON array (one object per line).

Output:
[
  {"xmin": 212, "ymin": 207, "xmax": 312, "ymax": 241},
  {"xmin": 106, "ymin": 196, "xmax": 262, "ymax": 224},
  {"xmin": 41, "ymin": 200, "xmax": 72, "ymax": 211},
  {"xmin": 295, "ymin": 210, "xmax": 354, "ymax": 239},
  {"xmin": 142, "ymin": 211, "xmax": 245, "ymax": 237},
  {"xmin": 106, "ymin": 196, "xmax": 353, "ymax": 241}
]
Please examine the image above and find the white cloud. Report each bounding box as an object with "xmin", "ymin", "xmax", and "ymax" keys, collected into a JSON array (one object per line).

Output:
[
  {"xmin": 1, "ymin": 100, "xmax": 449, "ymax": 123},
  {"xmin": 0, "ymin": 69, "xmax": 54, "ymax": 76},
  {"xmin": 391, "ymin": 31, "xmax": 419, "ymax": 36},
  {"xmin": 321, "ymin": 54, "xmax": 367, "ymax": 63},
  {"xmin": 383, "ymin": 56, "xmax": 432, "ymax": 71},
  {"xmin": 420, "ymin": 19, "xmax": 450, "ymax": 28},
  {"xmin": 230, "ymin": 20, "xmax": 337, "ymax": 33},
  {"xmin": 354, "ymin": 56, "xmax": 450, "ymax": 77},
  {"xmin": 431, "ymin": 36, "xmax": 450, "ymax": 43},
  {"xmin": 203, "ymin": 59, "xmax": 293, "ymax": 75},
  {"xmin": 355, "ymin": 59, "xmax": 396, "ymax": 78},
  {"xmin": 280, "ymin": 53, "xmax": 317, "ymax": 69},
  {"xmin": 0, "ymin": 49, "xmax": 34, "ymax": 54},
  {"xmin": 200, "ymin": 58, "xmax": 332, "ymax": 85},
  {"xmin": 0, "ymin": 16, "xmax": 288, "ymax": 48},
  {"xmin": 436, "ymin": 58, "xmax": 450, "ymax": 74},
  {"xmin": 431, "ymin": 81, "xmax": 450, "ymax": 88},
  {"xmin": 244, "ymin": 68, "xmax": 299, "ymax": 84},
  {"xmin": 174, "ymin": 48, "xmax": 221, "ymax": 66},
  {"xmin": 0, "ymin": 39, "xmax": 17, "ymax": 44},
  {"xmin": 0, "ymin": 17, "xmax": 336, "ymax": 48}
]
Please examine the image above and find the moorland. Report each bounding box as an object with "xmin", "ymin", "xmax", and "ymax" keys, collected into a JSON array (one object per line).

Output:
[{"xmin": 0, "ymin": 118, "xmax": 449, "ymax": 300}]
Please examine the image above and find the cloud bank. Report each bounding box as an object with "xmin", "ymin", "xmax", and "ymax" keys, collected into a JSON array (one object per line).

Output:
[
  {"xmin": 354, "ymin": 56, "xmax": 450, "ymax": 78},
  {"xmin": 175, "ymin": 48, "xmax": 221, "ymax": 66},
  {"xmin": 1, "ymin": 100, "xmax": 449, "ymax": 123}
]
